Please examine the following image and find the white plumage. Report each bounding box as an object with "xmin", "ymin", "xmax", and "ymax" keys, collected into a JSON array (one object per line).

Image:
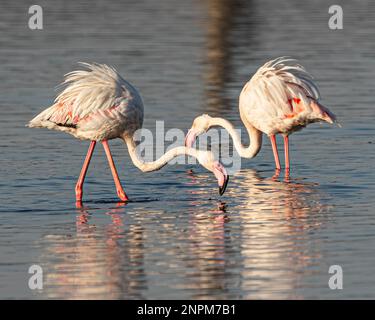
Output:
[
  {"xmin": 28, "ymin": 63, "xmax": 229, "ymax": 203},
  {"xmin": 240, "ymin": 57, "xmax": 332, "ymax": 136},
  {"xmin": 28, "ymin": 63, "xmax": 144, "ymax": 141},
  {"xmin": 185, "ymin": 57, "xmax": 337, "ymax": 171}
]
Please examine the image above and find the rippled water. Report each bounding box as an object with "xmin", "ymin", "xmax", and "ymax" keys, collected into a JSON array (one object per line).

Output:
[{"xmin": 0, "ymin": 0, "xmax": 375, "ymax": 299}]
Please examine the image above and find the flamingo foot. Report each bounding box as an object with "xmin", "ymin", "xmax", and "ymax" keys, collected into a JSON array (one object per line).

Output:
[
  {"xmin": 117, "ymin": 189, "xmax": 129, "ymax": 202},
  {"xmin": 75, "ymin": 200, "xmax": 83, "ymax": 209},
  {"xmin": 284, "ymin": 168, "xmax": 291, "ymax": 182},
  {"xmin": 272, "ymin": 168, "xmax": 281, "ymax": 180},
  {"xmin": 75, "ymin": 186, "xmax": 83, "ymax": 202}
]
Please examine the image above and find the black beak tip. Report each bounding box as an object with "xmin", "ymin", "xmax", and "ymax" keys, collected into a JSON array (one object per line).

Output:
[{"xmin": 218, "ymin": 175, "xmax": 229, "ymax": 196}]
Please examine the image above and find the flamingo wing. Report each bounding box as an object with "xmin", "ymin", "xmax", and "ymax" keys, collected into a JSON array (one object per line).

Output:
[
  {"xmin": 240, "ymin": 57, "xmax": 336, "ymax": 135},
  {"xmin": 28, "ymin": 63, "xmax": 141, "ymax": 137}
]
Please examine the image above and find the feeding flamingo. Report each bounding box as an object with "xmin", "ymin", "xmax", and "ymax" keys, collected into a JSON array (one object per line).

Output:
[
  {"xmin": 28, "ymin": 63, "xmax": 229, "ymax": 204},
  {"xmin": 185, "ymin": 57, "xmax": 337, "ymax": 172}
]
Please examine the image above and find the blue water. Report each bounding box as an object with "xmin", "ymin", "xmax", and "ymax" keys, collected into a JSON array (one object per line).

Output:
[{"xmin": 0, "ymin": 0, "xmax": 375, "ymax": 299}]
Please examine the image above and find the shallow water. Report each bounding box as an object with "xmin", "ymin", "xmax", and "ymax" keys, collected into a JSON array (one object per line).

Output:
[{"xmin": 0, "ymin": 0, "xmax": 375, "ymax": 299}]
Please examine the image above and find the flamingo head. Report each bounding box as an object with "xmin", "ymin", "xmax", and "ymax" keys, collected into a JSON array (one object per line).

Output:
[
  {"xmin": 196, "ymin": 150, "xmax": 229, "ymax": 196},
  {"xmin": 213, "ymin": 161, "xmax": 229, "ymax": 196},
  {"xmin": 185, "ymin": 114, "xmax": 212, "ymax": 148}
]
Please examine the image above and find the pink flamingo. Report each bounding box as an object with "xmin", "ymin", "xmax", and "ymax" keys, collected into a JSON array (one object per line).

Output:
[
  {"xmin": 185, "ymin": 57, "xmax": 337, "ymax": 172},
  {"xmin": 28, "ymin": 63, "xmax": 229, "ymax": 205}
]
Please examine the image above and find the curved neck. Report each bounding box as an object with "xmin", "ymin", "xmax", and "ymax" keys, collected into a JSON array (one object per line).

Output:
[
  {"xmin": 210, "ymin": 117, "xmax": 262, "ymax": 158},
  {"xmin": 124, "ymin": 136, "xmax": 207, "ymax": 172}
]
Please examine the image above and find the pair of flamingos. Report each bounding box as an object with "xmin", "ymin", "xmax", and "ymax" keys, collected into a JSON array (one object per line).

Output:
[{"xmin": 28, "ymin": 57, "xmax": 337, "ymax": 205}]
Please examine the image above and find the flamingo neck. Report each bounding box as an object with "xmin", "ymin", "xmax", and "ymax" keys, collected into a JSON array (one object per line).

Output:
[
  {"xmin": 124, "ymin": 135, "xmax": 205, "ymax": 172},
  {"xmin": 209, "ymin": 117, "xmax": 262, "ymax": 158}
]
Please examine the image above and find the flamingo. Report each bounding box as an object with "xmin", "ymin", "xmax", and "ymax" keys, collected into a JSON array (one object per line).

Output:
[
  {"xmin": 28, "ymin": 63, "xmax": 229, "ymax": 205},
  {"xmin": 185, "ymin": 57, "xmax": 337, "ymax": 172}
]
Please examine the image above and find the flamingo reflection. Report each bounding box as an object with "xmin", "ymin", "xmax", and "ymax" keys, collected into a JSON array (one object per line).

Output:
[
  {"xmin": 228, "ymin": 169, "xmax": 331, "ymax": 299},
  {"xmin": 41, "ymin": 202, "xmax": 146, "ymax": 299},
  {"xmin": 177, "ymin": 170, "xmax": 234, "ymax": 298}
]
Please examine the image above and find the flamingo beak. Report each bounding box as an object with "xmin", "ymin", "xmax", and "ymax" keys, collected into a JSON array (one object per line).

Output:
[
  {"xmin": 213, "ymin": 161, "xmax": 229, "ymax": 196},
  {"xmin": 185, "ymin": 129, "xmax": 197, "ymax": 148},
  {"xmin": 322, "ymin": 111, "xmax": 334, "ymax": 124},
  {"xmin": 219, "ymin": 175, "xmax": 229, "ymax": 196}
]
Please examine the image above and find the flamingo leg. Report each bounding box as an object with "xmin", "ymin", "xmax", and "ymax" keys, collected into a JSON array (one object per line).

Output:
[
  {"xmin": 75, "ymin": 141, "xmax": 96, "ymax": 204},
  {"xmin": 284, "ymin": 135, "xmax": 290, "ymax": 171},
  {"xmin": 270, "ymin": 135, "xmax": 281, "ymax": 170},
  {"xmin": 102, "ymin": 140, "xmax": 129, "ymax": 202}
]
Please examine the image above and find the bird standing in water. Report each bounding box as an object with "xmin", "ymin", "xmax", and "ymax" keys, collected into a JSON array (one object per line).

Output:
[
  {"xmin": 28, "ymin": 63, "xmax": 229, "ymax": 205},
  {"xmin": 185, "ymin": 57, "xmax": 337, "ymax": 173}
]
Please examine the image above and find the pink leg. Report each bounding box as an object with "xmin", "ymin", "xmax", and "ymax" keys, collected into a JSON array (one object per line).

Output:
[
  {"xmin": 284, "ymin": 135, "xmax": 290, "ymax": 171},
  {"xmin": 270, "ymin": 135, "xmax": 281, "ymax": 170},
  {"xmin": 102, "ymin": 140, "xmax": 129, "ymax": 202},
  {"xmin": 75, "ymin": 141, "xmax": 96, "ymax": 205}
]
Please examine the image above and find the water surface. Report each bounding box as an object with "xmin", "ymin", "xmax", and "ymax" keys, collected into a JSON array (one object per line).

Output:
[{"xmin": 0, "ymin": 0, "xmax": 375, "ymax": 299}]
